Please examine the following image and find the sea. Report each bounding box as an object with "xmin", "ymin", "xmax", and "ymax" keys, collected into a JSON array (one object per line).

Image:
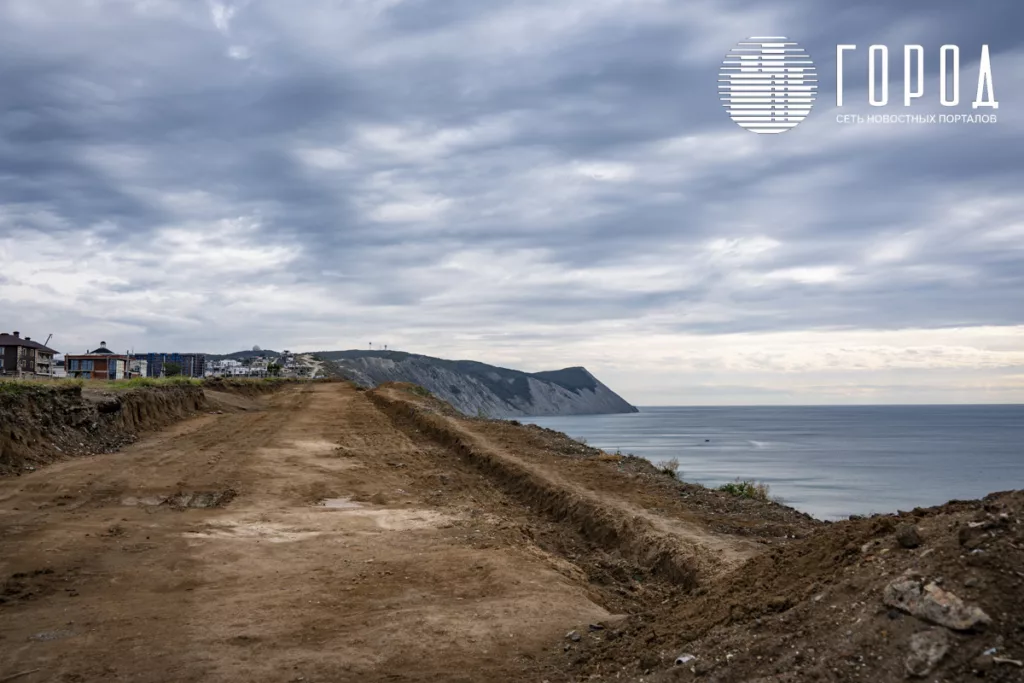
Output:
[{"xmin": 523, "ymin": 405, "xmax": 1024, "ymax": 521}]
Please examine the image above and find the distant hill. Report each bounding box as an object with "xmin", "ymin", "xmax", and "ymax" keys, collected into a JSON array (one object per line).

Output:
[
  {"xmin": 311, "ymin": 350, "xmax": 638, "ymax": 418},
  {"xmin": 205, "ymin": 349, "xmax": 281, "ymax": 361}
]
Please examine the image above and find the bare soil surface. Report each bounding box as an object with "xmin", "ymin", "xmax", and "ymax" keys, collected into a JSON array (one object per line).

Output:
[
  {"xmin": 567, "ymin": 492, "xmax": 1024, "ymax": 683},
  {"xmin": 1, "ymin": 382, "xmax": 1017, "ymax": 682}
]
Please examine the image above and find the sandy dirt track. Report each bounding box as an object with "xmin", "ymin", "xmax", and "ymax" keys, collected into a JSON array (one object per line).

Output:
[{"xmin": 0, "ymin": 383, "xmax": 812, "ymax": 682}]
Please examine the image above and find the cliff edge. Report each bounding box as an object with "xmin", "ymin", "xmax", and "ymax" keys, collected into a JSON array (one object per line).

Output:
[{"xmin": 318, "ymin": 350, "xmax": 638, "ymax": 417}]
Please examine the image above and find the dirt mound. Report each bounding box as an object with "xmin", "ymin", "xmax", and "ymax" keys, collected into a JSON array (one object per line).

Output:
[
  {"xmin": 0, "ymin": 383, "xmax": 205, "ymax": 476},
  {"xmin": 203, "ymin": 389, "xmax": 263, "ymax": 413},
  {"xmin": 371, "ymin": 387, "xmax": 706, "ymax": 586},
  {"xmin": 564, "ymin": 491, "xmax": 1024, "ymax": 682},
  {"xmin": 369, "ymin": 386, "xmax": 815, "ymax": 591}
]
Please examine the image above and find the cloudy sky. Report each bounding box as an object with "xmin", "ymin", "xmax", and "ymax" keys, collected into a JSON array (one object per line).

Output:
[{"xmin": 2, "ymin": 0, "xmax": 1022, "ymax": 405}]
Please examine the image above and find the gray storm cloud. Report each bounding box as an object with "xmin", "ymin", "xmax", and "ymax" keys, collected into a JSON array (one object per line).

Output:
[{"xmin": 1, "ymin": 0, "xmax": 1022, "ymax": 403}]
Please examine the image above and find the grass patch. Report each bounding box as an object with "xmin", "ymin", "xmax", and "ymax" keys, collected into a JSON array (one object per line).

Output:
[
  {"xmin": 406, "ymin": 384, "xmax": 433, "ymax": 398},
  {"xmin": 718, "ymin": 479, "xmax": 771, "ymax": 501},
  {"xmin": 104, "ymin": 376, "xmax": 202, "ymax": 390},
  {"xmin": 0, "ymin": 378, "xmax": 85, "ymax": 395},
  {"xmin": 596, "ymin": 452, "xmax": 624, "ymax": 462}
]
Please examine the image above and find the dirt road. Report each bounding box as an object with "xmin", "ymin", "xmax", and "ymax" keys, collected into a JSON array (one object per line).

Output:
[{"xmin": 0, "ymin": 382, "xmax": 814, "ymax": 682}]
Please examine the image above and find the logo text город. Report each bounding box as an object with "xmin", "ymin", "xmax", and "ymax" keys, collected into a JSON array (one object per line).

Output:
[{"xmin": 836, "ymin": 44, "xmax": 998, "ymax": 109}]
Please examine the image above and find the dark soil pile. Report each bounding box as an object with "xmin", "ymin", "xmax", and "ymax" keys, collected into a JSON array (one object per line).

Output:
[{"xmin": 560, "ymin": 491, "xmax": 1024, "ymax": 682}]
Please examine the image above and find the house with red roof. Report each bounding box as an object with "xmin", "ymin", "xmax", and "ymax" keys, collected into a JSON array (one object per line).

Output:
[{"xmin": 64, "ymin": 341, "xmax": 130, "ymax": 380}]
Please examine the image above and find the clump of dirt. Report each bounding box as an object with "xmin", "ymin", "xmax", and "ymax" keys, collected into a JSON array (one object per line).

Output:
[
  {"xmin": 561, "ymin": 491, "xmax": 1024, "ymax": 682},
  {"xmin": 0, "ymin": 383, "xmax": 205, "ymax": 476},
  {"xmin": 0, "ymin": 566, "xmax": 80, "ymax": 607}
]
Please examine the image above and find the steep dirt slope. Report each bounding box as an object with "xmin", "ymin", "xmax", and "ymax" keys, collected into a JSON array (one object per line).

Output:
[{"xmin": 0, "ymin": 383, "xmax": 205, "ymax": 476}]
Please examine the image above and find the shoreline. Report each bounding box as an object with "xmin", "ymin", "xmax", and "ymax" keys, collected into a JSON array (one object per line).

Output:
[{"xmin": 524, "ymin": 403, "xmax": 1024, "ymax": 522}]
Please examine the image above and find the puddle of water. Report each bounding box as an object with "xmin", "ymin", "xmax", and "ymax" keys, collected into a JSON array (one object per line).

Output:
[{"xmin": 319, "ymin": 497, "xmax": 363, "ymax": 509}]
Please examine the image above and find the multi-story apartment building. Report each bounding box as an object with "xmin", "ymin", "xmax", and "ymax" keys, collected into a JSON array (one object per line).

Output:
[
  {"xmin": 132, "ymin": 352, "xmax": 207, "ymax": 378},
  {"xmin": 0, "ymin": 331, "xmax": 59, "ymax": 377}
]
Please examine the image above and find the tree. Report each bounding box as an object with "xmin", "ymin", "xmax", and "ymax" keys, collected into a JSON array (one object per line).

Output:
[
  {"xmin": 164, "ymin": 362, "xmax": 182, "ymax": 377},
  {"xmin": 267, "ymin": 363, "xmax": 282, "ymax": 377}
]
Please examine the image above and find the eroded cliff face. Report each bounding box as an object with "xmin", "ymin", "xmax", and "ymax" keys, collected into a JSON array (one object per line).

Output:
[{"xmin": 321, "ymin": 351, "xmax": 637, "ymax": 417}]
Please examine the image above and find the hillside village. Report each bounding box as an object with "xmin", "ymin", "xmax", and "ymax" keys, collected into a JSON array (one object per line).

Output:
[{"xmin": 0, "ymin": 331, "xmax": 326, "ymax": 381}]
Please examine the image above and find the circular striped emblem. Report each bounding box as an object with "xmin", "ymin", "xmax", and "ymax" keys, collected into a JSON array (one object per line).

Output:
[{"xmin": 719, "ymin": 37, "xmax": 817, "ymax": 134}]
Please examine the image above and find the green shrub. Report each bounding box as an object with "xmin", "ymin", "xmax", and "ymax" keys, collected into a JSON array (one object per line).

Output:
[
  {"xmin": 718, "ymin": 479, "xmax": 771, "ymax": 501},
  {"xmin": 659, "ymin": 457, "xmax": 681, "ymax": 479}
]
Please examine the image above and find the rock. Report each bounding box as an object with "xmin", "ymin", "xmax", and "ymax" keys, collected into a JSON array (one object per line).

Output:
[
  {"xmin": 972, "ymin": 654, "xmax": 995, "ymax": 674},
  {"xmin": 896, "ymin": 524, "xmax": 923, "ymax": 549},
  {"xmin": 883, "ymin": 576, "xmax": 991, "ymax": 631},
  {"xmin": 588, "ymin": 623, "xmax": 604, "ymax": 631},
  {"xmin": 692, "ymin": 660, "xmax": 714, "ymax": 676},
  {"xmin": 675, "ymin": 654, "xmax": 696, "ymax": 666},
  {"xmin": 565, "ymin": 630, "xmax": 581, "ymax": 642},
  {"xmin": 993, "ymin": 656, "xmax": 1024, "ymax": 667},
  {"xmin": 905, "ymin": 629, "xmax": 949, "ymax": 677}
]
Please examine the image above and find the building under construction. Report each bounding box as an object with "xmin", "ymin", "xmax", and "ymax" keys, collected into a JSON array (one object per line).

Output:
[{"xmin": 131, "ymin": 352, "xmax": 207, "ymax": 378}]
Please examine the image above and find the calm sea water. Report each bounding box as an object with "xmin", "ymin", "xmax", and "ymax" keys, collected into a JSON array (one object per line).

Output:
[{"xmin": 524, "ymin": 405, "xmax": 1024, "ymax": 521}]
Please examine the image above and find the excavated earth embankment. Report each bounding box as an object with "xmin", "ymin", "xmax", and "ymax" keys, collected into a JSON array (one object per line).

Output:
[
  {"xmin": 368, "ymin": 385, "xmax": 816, "ymax": 589},
  {"xmin": 0, "ymin": 383, "xmax": 204, "ymax": 476},
  {"xmin": 0, "ymin": 380, "xmax": 1019, "ymax": 683},
  {"xmin": 0, "ymin": 379, "xmax": 300, "ymax": 476}
]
